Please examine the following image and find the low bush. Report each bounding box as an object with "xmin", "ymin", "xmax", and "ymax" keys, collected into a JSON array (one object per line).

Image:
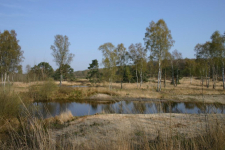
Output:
[
  {"xmin": 0, "ymin": 89, "xmax": 21, "ymax": 120},
  {"xmin": 28, "ymin": 78, "xmax": 58, "ymax": 101}
]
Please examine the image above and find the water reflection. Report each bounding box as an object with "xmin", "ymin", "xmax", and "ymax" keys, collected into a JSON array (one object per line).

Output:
[{"xmin": 33, "ymin": 101, "xmax": 225, "ymax": 118}]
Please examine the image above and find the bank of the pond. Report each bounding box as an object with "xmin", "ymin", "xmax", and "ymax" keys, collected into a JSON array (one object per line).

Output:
[{"xmin": 50, "ymin": 113, "xmax": 225, "ymax": 149}]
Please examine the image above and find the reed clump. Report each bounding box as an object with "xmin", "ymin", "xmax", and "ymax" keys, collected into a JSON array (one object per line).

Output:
[{"xmin": 0, "ymin": 88, "xmax": 21, "ymax": 122}]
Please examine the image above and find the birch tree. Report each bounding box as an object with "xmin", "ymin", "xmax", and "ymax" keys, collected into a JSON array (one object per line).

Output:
[
  {"xmin": 50, "ymin": 35, "xmax": 74, "ymax": 86},
  {"xmin": 0, "ymin": 30, "xmax": 24, "ymax": 88},
  {"xmin": 210, "ymin": 31, "xmax": 225, "ymax": 89},
  {"xmin": 144, "ymin": 19, "xmax": 174, "ymax": 91},
  {"xmin": 129, "ymin": 43, "xmax": 146, "ymax": 88},
  {"xmin": 129, "ymin": 44, "xmax": 139, "ymax": 88},
  {"xmin": 116, "ymin": 43, "xmax": 128, "ymax": 89},
  {"xmin": 172, "ymin": 49, "xmax": 182, "ymax": 86},
  {"xmin": 98, "ymin": 43, "xmax": 117, "ymax": 90},
  {"xmin": 136, "ymin": 43, "xmax": 147, "ymax": 87}
]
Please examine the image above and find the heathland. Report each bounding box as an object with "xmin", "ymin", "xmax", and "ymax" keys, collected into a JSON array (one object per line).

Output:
[{"xmin": 0, "ymin": 77, "xmax": 225, "ymax": 149}]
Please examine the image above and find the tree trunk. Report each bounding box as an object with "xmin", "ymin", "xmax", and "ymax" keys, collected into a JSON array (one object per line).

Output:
[
  {"xmin": 213, "ymin": 66, "xmax": 216, "ymax": 89},
  {"xmin": 160, "ymin": 68, "xmax": 161, "ymax": 91},
  {"xmin": 136, "ymin": 65, "xmax": 138, "ymax": 88},
  {"xmin": 7, "ymin": 74, "xmax": 10, "ymax": 85},
  {"xmin": 216, "ymin": 65, "xmax": 218, "ymax": 81},
  {"xmin": 222, "ymin": 62, "xmax": 224, "ymax": 90},
  {"xmin": 207, "ymin": 65, "xmax": 210, "ymax": 88},
  {"xmin": 202, "ymin": 70, "xmax": 204, "ymax": 87},
  {"xmin": 60, "ymin": 74, "xmax": 62, "ymax": 87},
  {"xmin": 12, "ymin": 73, "xmax": 14, "ymax": 84},
  {"xmin": 157, "ymin": 60, "xmax": 161, "ymax": 92},
  {"xmin": 171, "ymin": 62, "xmax": 174, "ymax": 86},
  {"xmin": 1, "ymin": 74, "xmax": 3, "ymax": 87},
  {"xmin": 164, "ymin": 69, "xmax": 166, "ymax": 88},
  {"xmin": 109, "ymin": 78, "xmax": 110, "ymax": 90},
  {"xmin": 140, "ymin": 69, "xmax": 142, "ymax": 88},
  {"xmin": 176, "ymin": 69, "xmax": 178, "ymax": 86},
  {"xmin": 4, "ymin": 72, "xmax": 6, "ymax": 88}
]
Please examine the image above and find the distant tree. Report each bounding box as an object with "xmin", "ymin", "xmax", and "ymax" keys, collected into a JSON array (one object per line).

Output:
[
  {"xmin": 98, "ymin": 43, "xmax": 117, "ymax": 90},
  {"xmin": 161, "ymin": 51, "xmax": 171, "ymax": 88},
  {"xmin": 168, "ymin": 52, "xmax": 175, "ymax": 86},
  {"xmin": 29, "ymin": 62, "xmax": 54, "ymax": 80},
  {"xmin": 53, "ymin": 64, "xmax": 75, "ymax": 81},
  {"xmin": 136, "ymin": 43, "xmax": 147, "ymax": 87},
  {"xmin": 194, "ymin": 31, "xmax": 225, "ymax": 89},
  {"xmin": 172, "ymin": 49, "xmax": 182, "ymax": 86},
  {"xmin": 185, "ymin": 58, "xmax": 196, "ymax": 84},
  {"xmin": 26, "ymin": 64, "xmax": 31, "ymax": 82},
  {"xmin": 125, "ymin": 66, "xmax": 133, "ymax": 83},
  {"xmin": 37, "ymin": 62, "xmax": 54, "ymax": 79},
  {"xmin": 116, "ymin": 43, "xmax": 129, "ymax": 89},
  {"xmin": 129, "ymin": 43, "xmax": 147, "ymax": 88},
  {"xmin": 144, "ymin": 19, "xmax": 174, "ymax": 91},
  {"xmin": 129, "ymin": 43, "xmax": 139, "ymax": 88},
  {"xmin": 210, "ymin": 31, "xmax": 225, "ymax": 89},
  {"xmin": 0, "ymin": 30, "xmax": 24, "ymax": 87},
  {"xmin": 50, "ymin": 35, "xmax": 74, "ymax": 86},
  {"xmin": 86, "ymin": 59, "xmax": 101, "ymax": 85}
]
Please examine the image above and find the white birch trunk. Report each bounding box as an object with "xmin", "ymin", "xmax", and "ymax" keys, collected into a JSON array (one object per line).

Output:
[
  {"xmin": 157, "ymin": 60, "xmax": 161, "ymax": 92},
  {"xmin": 4, "ymin": 72, "xmax": 6, "ymax": 87}
]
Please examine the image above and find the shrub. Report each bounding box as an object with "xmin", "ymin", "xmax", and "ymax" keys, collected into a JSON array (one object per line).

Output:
[
  {"xmin": 0, "ymin": 89, "xmax": 21, "ymax": 120},
  {"xmin": 28, "ymin": 78, "xmax": 58, "ymax": 101}
]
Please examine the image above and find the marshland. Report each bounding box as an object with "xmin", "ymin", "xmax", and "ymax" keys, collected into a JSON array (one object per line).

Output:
[{"xmin": 1, "ymin": 1, "xmax": 225, "ymax": 149}]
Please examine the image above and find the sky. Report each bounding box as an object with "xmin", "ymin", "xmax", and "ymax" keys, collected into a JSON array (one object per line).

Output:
[{"xmin": 0, "ymin": 0, "xmax": 224, "ymax": 72}]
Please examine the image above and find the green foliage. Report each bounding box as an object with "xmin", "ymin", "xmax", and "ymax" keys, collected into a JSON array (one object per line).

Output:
[
  {"xmin": 86, "ymin": 59, "xmax": 101, "ymax": 84},
  {"xmin": 144, "ymin": 19, "xmax": 174, "ymax": 91},
  {"xmin": 98, "ymin": 43, "xmax": 118, "ymax": 86},
  {"xmin": 0, "ymin": 30, "xmax": 24, "ymax": 79},
  {"xmin": 50, "ymin": 35, "xmax": 75, "ymax": 86},
  {"xmin": 29, "ymin": 62, "xmax": 54, "ymax": 81},
  {"xmin": 53, "ymin": 64, "xmax": 75, "ymax": 81}
]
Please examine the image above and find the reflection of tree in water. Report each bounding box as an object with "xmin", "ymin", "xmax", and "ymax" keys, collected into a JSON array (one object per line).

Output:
[
  {"xmin": 36, "ymin": 102, "xmax": 59, "ymax": 118},
  {"xmin": 102, "ymin": 104, "xmax": 115, "ymax": 113},
  {"xmin": 117, "ymin": 101, "xmax": 124, "ymax": 114},
  {"xmin": 132, "ymin": 102, "xmax": 146, "ymax": 114},
  {"xmin": 159, "ymin": 102, "xmax": 179, "ymax": 113},
  {"xmin": 146, "ymin": 102, "xmax": 157, "ymax": 113},
  {"xmin": 125, "ymin": 101, "xmax": 131, "ymax": 105},
  {"xmin": 184, "ymin": 102, "xmax": 196, "ymax": 109},
  {"xmin": 59, "ymin": 102, "xmax": 70, "ymax": 113},
  {"xmin": 90, "ymin": 103, "xmax": 98, "ymax": 110},
  {"xmin": 195, "ymin": 103, "xmax": 208, "ymax": 113}
]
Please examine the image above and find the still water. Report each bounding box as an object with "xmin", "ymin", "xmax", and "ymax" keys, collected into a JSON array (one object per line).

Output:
[{"xmin": 33, "ymin": 100, "xmax": 225, "ymax": 118}]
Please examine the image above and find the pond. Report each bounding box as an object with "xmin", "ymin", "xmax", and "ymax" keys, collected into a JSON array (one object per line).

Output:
[{"xmin": 33, "ymin": 100, "xmax": 225, "ymax": 118}]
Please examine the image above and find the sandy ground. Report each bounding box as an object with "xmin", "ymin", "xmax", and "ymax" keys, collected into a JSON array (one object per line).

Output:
[{"xmin": 50, "ymin": 113, "xmax": 225, "ymax": 149}]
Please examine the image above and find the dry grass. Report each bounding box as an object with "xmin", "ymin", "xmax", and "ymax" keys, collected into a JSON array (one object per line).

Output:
[
  {"xmin": 3, "ymin": 77, "xmax": 225, "ymax": 103},
  {"xmin": 54, "ymin": 111, "xmax": 74, "ymax": 124},
  {"xmin": 2, "ymin": 112, "xmax": 224, "ymax": 150}
]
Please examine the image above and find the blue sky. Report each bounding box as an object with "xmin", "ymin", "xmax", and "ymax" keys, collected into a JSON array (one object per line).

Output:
[{"xmin": 0, "ymin": 0, "xmax": 224, "ymax": 72}]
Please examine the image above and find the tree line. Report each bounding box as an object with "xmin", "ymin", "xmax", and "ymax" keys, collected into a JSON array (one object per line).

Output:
[
  {"xmin": 1, "ymin": 19, "xmax": 224, "ymax": 91},
  {"xmin": 87, "ymin": 19, "xmax": 225, "ymax": 91}
]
